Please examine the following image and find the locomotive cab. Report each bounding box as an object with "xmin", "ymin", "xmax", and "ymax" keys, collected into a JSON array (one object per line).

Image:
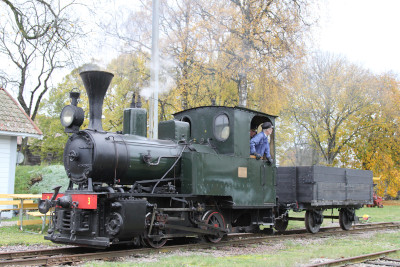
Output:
[
  {"xmin": 173, "ymin": 106, "xmax": 277, "ymax": 158},
  {"xmin": 172, "ymin": 107, "xmax": 277, "ymax": 215}
]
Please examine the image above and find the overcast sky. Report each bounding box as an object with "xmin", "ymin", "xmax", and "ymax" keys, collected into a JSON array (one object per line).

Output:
[{"xmin": 316, "ymin": 0, "xmax": 400, "ymax": 75}]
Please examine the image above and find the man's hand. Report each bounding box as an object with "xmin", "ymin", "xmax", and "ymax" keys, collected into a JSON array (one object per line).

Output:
[
  {"xmin": 254, "ymin": 153, "xmax": 262, "ymax": 160},
  {"xmin": 266, "ymin": 157, "xmax": 274, "ymax": 165}
]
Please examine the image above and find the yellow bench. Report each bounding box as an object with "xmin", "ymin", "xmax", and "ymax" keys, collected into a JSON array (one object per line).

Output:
[
  {"xmin": 0, "ymin": 194, "xmax": 41, "ymax": 230},
  {"xmin": 25, "ymin": 211, "xmax": 51, "ymax": 233},
  {"xmin": 0, "ymin": 200, "xmax": 36, "ymax": 219},
  {"xmin": 0, "ymin": 200, "xmax": 34, "ymax": 206},
  {"xmin": 18, "ymin": 202, "xmax": 38, "ymax": 210}
]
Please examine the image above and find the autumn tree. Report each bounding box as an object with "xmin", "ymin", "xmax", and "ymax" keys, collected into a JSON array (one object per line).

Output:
[
  {"xmin": 346, "ymin": 73, "xmax": 400, "ymax": 197},
  {"xmin": 284, "ymin": 53, "xmax": 377, "ymax": 166},
  {"xmin": 104, "ymin": 53, "xmax": 150, "ymax": 131},
  {"xmin": 277, "ymin": 115, "xmax": 321, "ymax": 166},
  {"xmin": 30, "ymin": 68, "xmax": 87, "ymax": 161},
  {"xmin": 102, "ymin": 0, "xmax": 315, "ymax": 116},
  {"xmin": 200, "ymin": 0, "xmax": 313, "ymax": 109}
]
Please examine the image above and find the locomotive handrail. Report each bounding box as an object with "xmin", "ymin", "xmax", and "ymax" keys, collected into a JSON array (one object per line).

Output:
[
  {"xmin": 151, "ymin": 144, "xmax": 188, "ymax": 194},
  {"xmin": 134, "ymin": 177, "xmax": 177, "ymax": 184},
  {"xmin": 113, "ymin": 139, "xmax": 179, "ymax": 148},
  {"xmin": 142, "ymin": 154, "xmax": 179, "ymax": 166},
  {"xmin": 143, "ymin": 155, "xmax": 162, "ymax": 166}
]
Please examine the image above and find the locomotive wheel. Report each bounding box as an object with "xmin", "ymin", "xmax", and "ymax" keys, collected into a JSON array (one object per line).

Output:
[
  {"xmin": 305, "ymin": 210, "xmax": 322, "ymax": 234},
  {"xmin": 339, "ymin": 208, "xmax": 353, "ymax": 231},
  {"xmin": 141, "ymin": 213, "xmax": 168, "ymax": 248},
  {"xmin": 141, "ymin": 234, "xmax": 167, "ymax": 248},
  {"xmin": 106, "ymin": 212, "xmax": 123, "ymax": 236},
  {"xmin": 274, "ymin": 218, "xmax": 289, "ymax": 232},
  {"xmin": 202, "ymin": 211, "xmax": 226, "ymax": 243}
]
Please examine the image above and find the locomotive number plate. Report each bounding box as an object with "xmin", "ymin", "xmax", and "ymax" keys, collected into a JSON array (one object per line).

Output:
[{"xmin": 73, "ymin": 194, "xmax": 97, "ymax": 209}]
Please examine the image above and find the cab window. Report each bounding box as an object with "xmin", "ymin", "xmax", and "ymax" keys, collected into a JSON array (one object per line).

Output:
[{"xmin": 214, "ymin": 114, "xmax": 230, "ymax": 141}]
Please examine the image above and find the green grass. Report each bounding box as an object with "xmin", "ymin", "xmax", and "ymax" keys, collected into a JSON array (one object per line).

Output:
[
  {"xmin": 83, "ymin": 231, "xmax": 400, "ymax": 267},
  {"xmin": 359, "ymin": 205, "xmax": 400, "ymax": 222},
  {"xmin": 0, "ymin": 224, "xmax": 53, "ymax": 246}
]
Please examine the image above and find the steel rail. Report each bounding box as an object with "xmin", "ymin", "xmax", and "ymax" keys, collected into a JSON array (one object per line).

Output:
[
  {"xmin": 307, "ymin": 249, "xmax": 400, "ymax": 267},
  {"xmin": 0, "ymin": 246, "xmax": 84, "ymax": 260}
]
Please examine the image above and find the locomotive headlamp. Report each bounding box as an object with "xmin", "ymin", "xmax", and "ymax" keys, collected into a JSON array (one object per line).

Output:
[
  {"xmin": 61, "ymin": 90, "xmax": 84, "ymax": 133},
  {"xmin": 60, "ymin": 106, "xmax": 75, "ymax": 127}
]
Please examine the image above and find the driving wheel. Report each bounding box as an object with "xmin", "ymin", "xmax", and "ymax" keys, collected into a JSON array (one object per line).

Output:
[
  {"xmin": 202, "ymin": 210, "xmax": 226, "ymax": 243},
  {"xmin": 141, "ymin": 213, "xmax": 167, "ymax": 248}
]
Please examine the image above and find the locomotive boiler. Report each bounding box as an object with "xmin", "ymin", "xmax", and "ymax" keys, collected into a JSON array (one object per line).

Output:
[
  {"xmin": 39, "ymin": 70, "xmax": 373, "ymax": 248},
  {"xmin": 63, "ymin": 71, "xmax": 184, "ymax": 187}
]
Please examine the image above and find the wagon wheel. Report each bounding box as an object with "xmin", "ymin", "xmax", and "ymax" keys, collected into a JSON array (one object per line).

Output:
[
  {"xmin": 141, "ymin": 213, "xmax": 168, "ymax": 248},
  {"xmin": 202, "ymin": 211, "xmax": 226, "ymax": 243},
  {"xmin": 305, "ymin": 210, "xmax": 322, "ymax": 234},
  {"xmin": 339, "ymin": 208, "xmax": 354, "ymax": 231}
]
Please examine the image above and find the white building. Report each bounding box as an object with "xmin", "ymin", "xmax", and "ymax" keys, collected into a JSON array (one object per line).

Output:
[{"xmin": 0, "ymin": 88, "xmax": 42, "ymax": 217}]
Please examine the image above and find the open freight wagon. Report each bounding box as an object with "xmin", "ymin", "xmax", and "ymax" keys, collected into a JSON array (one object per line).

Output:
[{"xmin": 275, "ymin": 166, "xmax": 373, "ymax": 233}]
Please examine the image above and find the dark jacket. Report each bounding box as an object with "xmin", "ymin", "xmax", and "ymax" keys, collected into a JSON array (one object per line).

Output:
[{"xmin": 250, "ymin": 132, "xmax": 271, "ymax": 159}]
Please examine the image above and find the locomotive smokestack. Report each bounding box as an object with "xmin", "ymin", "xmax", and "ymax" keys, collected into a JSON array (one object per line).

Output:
[{"xmin": 80, "ymin": 71, "xmax": 114, "ymax": 131}]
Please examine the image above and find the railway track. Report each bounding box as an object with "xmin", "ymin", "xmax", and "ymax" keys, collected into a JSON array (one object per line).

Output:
[
  {"xmin": 0, "ymin": 222, "xmax": 398, "ymax": 266},
  {"xmin": 308, "ymin": 249, "xmax": 400, "ymax": 266}
]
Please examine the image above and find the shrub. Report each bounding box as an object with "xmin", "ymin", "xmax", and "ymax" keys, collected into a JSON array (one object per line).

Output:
[
  {"xmin": 29, "ymin": 165, "xmax": 69, "ymax": 193},
  {"xmin": 14, "ymin": 165, "xmax": 43, "ymax": 193}
]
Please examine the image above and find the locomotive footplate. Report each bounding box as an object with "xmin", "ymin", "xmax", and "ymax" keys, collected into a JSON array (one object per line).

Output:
[{"xmin": 45, "ymin": 233, "xmax": 111, "ymax": 248}]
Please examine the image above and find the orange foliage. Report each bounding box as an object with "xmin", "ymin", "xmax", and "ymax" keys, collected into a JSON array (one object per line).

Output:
[{"xmin": 351, "ymin": 73, "xmax": 400, "ymax": 197}]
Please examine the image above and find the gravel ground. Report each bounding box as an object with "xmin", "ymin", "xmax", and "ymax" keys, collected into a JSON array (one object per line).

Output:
[{"xmin": 0, "ymin": 243, "xmax": 59, "ymax": 253}]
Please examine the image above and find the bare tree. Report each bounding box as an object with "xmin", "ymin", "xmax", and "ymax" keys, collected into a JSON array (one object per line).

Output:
[
  {"xmin": 285, "ymin": 53, "xmax": 377, "ymax": 165},
  {"xmin": 2, "ymin": 0, "xmax": 61, "ymax": 40},
  {"xmin": 0, "ymin": 0, "xmax": 83, "ymax": 121}
]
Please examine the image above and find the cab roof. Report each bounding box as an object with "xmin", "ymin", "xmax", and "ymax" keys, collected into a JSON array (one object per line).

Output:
[{"xmin": 173, "ymin": 106, "xmax": 278, "ymax": 118}]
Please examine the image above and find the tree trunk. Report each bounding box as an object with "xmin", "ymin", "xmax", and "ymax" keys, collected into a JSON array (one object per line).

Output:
[{"xmin": 238, "ymin": 72, "xmax": 247, "ymax": 107}]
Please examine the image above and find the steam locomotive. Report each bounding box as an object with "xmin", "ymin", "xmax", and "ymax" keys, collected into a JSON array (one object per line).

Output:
[{"xmin": 38, "ymin": 70, "xmax": 373, "ymax": 248}]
